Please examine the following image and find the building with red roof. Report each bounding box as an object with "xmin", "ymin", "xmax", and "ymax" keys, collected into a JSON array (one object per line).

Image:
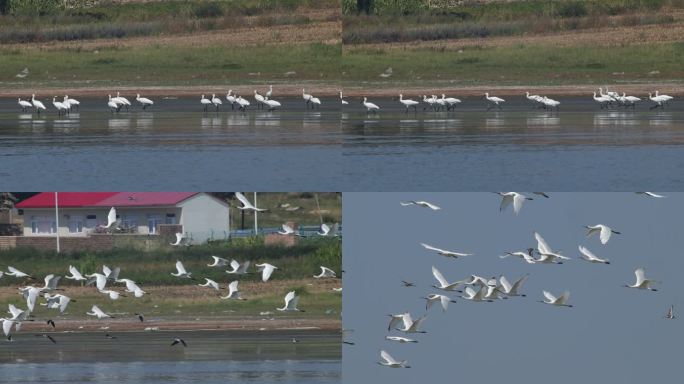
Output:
[{"xmin": 16, "ymin": 192, "xmax": 230, "ymax": 243}]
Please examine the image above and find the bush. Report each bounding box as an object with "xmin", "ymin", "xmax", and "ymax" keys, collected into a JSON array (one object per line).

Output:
[
  {"xmin": 555, "ymin": 1, "xmax": 588, "ymax": 18},
  {"xmin": 193, "ymin": 2, "xmax": 223, "ymax": 18},
  {"xmin": 9, "ymin": 0, "xmax": 63, "ymax": 15}
]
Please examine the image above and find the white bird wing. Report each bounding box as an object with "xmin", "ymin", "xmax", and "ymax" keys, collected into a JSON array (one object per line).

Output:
[
  {"xmin": 96, "ymin": 274, "xmax": 107, "ymax": 290},
  {"xmin": 578, "ymin": 245, "xmax": 600, "ymax": 261},
  {"xmin": 228, "ymin": 280, "xmax": 239, "ymax": 296},
  {"xmin": 240, "ymin": 260, "xmax": 251, "ymax": 273},
  {"xmin": 410, "ymin": 316, "xmax": 427, "ymax": 331},
  {"xmin": 635, "ymin": 268, "xmax": 646, "ymax": 285},
  {"xmin": 512, "ymin": 193, "xmax": 524, "ymax": 214},
  {"xmin": 91, "ymin": 305, "xmax": 105, "ymax": 316},
  {"xmin": 320, "ymin": 223, "xmax": 330, "ymax": 235},
  {"xmin": 280, "ymin": 224, "xmax": 294, "ymax": 234},
  {"xmin": 380, "ymin": 350, "xmax": 398, "ymax": 365},
  {"xmin": 125, "ymin": 280, "xmax": 139, "ymax": 292},
  {"xmin": 175, "ymin": 233, "xmax": 183, "ymax": 245},
  {"xmin": 543, "ymin": 290, "xmax": 557, "ymax": 303},
  {"xmin": 439, "ymin": 295, "xmax": 450, "ymax": 311},
  {"xmin": 8, "ymin": 266, "xmax": 23, "ymax": 275},
  {"xmin": 421, "ymin": 243, "xmax": 445, "ymax": 253},
  {"xmin": 511, "ymin": 275, "xmax": 529, "ymax": 294},
  {"xmin": 399, "ymin": 201, "xmax": 415, "ymax": 206},
  {"xmin": 401, "ymin": 312, "xmax": 413, "ymax": 330},
  {"xmin": 176, "ymin": 261, "xmax": 187, "ymax": 275},
  {"xmin": 420, "ymin": 201, "xmax": 441, "ymax": 210},
  {"xmin": 59, "ymin": 295, "xmax": 71, "ymax": 313},
  {"xmin": 228, "ymin": 259, "xmax": 240, "ymax": 272},
  {"xmin": 599, "ymin": 226, "xmax": 611, "ymax": 244},
  {"xmin": 535, "ymin": 232, "xmax": 552, "ymax": 255},
  {"xmin": 102, "ymin": 265, "xmax": 112, "ymax": 277},
  {"xmin": 261, "ymin": 264, "xmax": 275, "ymax": 282},
  {"xmin": 43, "ymin": 274, "xmax": 54, "ymax": 288},
  {"xmin": 500, "ymin": 193, "xmax": 513, "ymax": 211},
  {"xmin": 557, "ymin": 291, "xmax": 570, "ymax": 305},
  {"xmin": 283, "ymin": 291, "xmax": 295, "ymax": 308},
  {"xmin": 2, "ymin": 319, "xmax": 12, "ymax": 336},
  {"xmin": 431, "ymin": 266, "xmax": 448, "ymax": 287},
  {"xmin": 388, "ymin": 316, "xmax": 402, "ymax": 331},
  {"xmin": 69, "ymin": 265, "xmax": 83, "ymax": 279},
  {"xmin": 464, "ymin": 286, "xmax": 476, "ymax": 298},
  {"xmin": 106, "ymin": 207, "xmax": 116, "ymax": 227},
  {"xmin": 499, "ymin": 276, "xmax": 512, "ymax": 293},
  {"xmin": 235, "ymin": 192, "xmax": 254, "ymax": 209},
  {"xmin": 8, "ymin": 304, "xmax": 22, "ymax": 318},
  {"xmin": 26, "ymin": 288, "xmax": 38, "ymax": 312}
]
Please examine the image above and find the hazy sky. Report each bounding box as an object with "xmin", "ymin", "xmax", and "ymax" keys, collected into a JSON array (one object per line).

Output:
[{"xmin": 343, "ymin": 193, "xmax": 681, "ymax": 383}]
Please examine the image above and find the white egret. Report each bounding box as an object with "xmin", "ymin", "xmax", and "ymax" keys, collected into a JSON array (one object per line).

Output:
[
  {"xmin": 584, "ymin": 224, "xmax": 620, "ymax": 244},
  {"xmin": 115, "ymin": 92, "xmax": 131, "ymax": 110},
  {"xmin": 399, "ymin": 94, "xmax": 419, "ymax": 112},
  {"xmin": 497, "ymin": 192, "xmax": 532, "ymax": 214},
  {"xmin": 87, "ymin": 305, "xmax": 113, "ymax": 319},
  {"xmin": 5, "ymin": 266, "xmax": 33, "ymax": 279},
  {"xmin": 277, "ymin": 291, "xmax": 303, "ymax": 311},
  {"xmin": 313, "ymin": 266, "xmax": 336, "ymax": 279},
  {"xmin": 539, "ymin": 290, "xmax": 572, "ymax": 307},
  {"xmin": 170, "ymin": 232, "xmax": 185, "ymax": 246},
  {"xmin": 220, "ymin": 280, "xmax": 245, "ymax": 300},
  {"xmin": 665, "ymin": 305, "xmax": 675, "ymax": 319},
  {"xmin": 171, "ymin": 338, "xmax": 187, "ymax": 347},
  {"xmin": 255, "ymin": 263, "xmax": 277, "ymax": 282},
  {"xmin": 378, "ymin": 350, "xmax": 410, "ymax": 368},
  {"xmin": 421, "ymin": 243, "xmax": 471, "ymax": 259},
  {"xmin": 198, "ymin": 278, "xmax": 220, "ymax": 291},
  {"xmin": 578, "ymin": 245, "xmax": 610, "ymax": 264},
  {"xmin": 200, "ymin": 94, "xmax": 212, "ymax": 112},
  {"xmin": 423, "ymin": 293, "xmax": 456, "ymax": 312},
  {"xmin": 136, "ymin": 94, "xmax": 154, "ymax": 109},
  {"xmin": 500, "ymin": 248, "xmax": 536, "ymax": 264},
  {"xmin": 226, "ymin": 90, "xmax": 236, "ymax": 109},
  {"xmin": 52, "ymin": 97, "xmax": 69, "ymax": 116},
  {"xmin": 636, "ymin": 192, "xmax": 666, "ymax": 198},
  {"xmin": 207, "ymin": 256, "xmax": 230, "ymax": 267},
  {"xmin": 317, "ymin": 223, "xmax": 331, "ymax": 236},
  {"xmin": 385, "ymin": 336, "xmax": 417, "ymax": 343},
  {"xmin": 400, "ymin": 200, "xmax": 441, "ymax": 210},
  {"xmin": 462, "ymin": 286, "xmax": 493, "ymax": 302},
  {"xmin": 339, "ymin": 91, "xmax": 348, "ymax": 105},
  {"xmin": 235, "ymin": 192, "xmax": 266, "ymax": 212},
  {"xmin": 534, "ymin": 232, "xmax": 570, "ymax": 264},
  {"xmin": 485, "ymin": 92, "xmax": 505, "ymax": 109},
  {"xmin": 65, "ymin": 265, "xmax": 87, "ymax": 281},
  {"xmin": 431, "ymin": 266, "xmax": 466, "ymax": 291},
  {"xmin": 31, "ymin": 94, "xmax": 46, "ymax": 114},
  {"xmin": 624, "ymin": 268, "xmax": 658, "ymax": 291},
  {"xmin": 170, "ymin": 261, "xmax": 194, "ymax": 280},
  {"xmin": 278, "ymin": 224, "xmax": 297, "ymax": 235},
  {"xmin": 498, "ymin": 274, "xmax": 529, "ymax": 297},
  {"xmin": 18, "ymin": 98, "xmax": 32, "ymax": 111},
  {"xmin": 362, "ymin": 97, "xmax": 379, "ymax": 113},
  {"xmin": 226, "ymin": 260, "xmax": 251, "ymax": 275}
]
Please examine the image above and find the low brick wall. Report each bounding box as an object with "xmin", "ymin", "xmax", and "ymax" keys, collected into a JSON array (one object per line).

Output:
[
  {"xmin": 15, "ymin": 234, "xmax": 114, "ymax": 253},
  {"xmin": 0, "ymin": 236, "xmax": 17, "ymax": 250}
]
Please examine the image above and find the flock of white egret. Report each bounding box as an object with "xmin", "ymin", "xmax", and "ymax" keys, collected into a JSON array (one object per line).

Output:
[
  {"xmin": 0, "ymin": 192, "xmax": 341, "ymax": 346},
  {"xmin": 14, "ymin": 87, "xmax": 676, "ymax": 116},
  {"xmin": 378, "ymin": 191, "xmax": 674, "ymax": 369}
]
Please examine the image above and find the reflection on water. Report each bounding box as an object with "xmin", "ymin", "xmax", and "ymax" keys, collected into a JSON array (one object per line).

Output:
[{"xmin": 0, "ymin": 330, "xmax": 341, "ymax": 384}]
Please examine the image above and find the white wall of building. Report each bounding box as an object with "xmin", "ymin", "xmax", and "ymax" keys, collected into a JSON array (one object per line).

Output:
[{"xmin": 178, "ymin": 193, "xmax": 230, "ymax": 243}]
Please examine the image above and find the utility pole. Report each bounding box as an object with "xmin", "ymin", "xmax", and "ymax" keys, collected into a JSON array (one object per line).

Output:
[{"xmin": 54, "ymin": 192, "xmax": 60, "ymax": 253}]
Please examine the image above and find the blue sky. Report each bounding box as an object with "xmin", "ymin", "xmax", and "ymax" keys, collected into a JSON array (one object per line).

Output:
[{"xmin": 343, "ymin": 193, "xmax": 680, "ymax": 383}]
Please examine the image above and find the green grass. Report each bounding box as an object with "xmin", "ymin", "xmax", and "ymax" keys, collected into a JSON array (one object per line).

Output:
[
  {"xmin": 228, "ymin": 192, "xmax": 342, "ymax": 230},
  {"xmin": 0, "ymin": 42, "xmax": 341, "ymax": 87},
  {"xmin": 342, "ymin": 42, "xmax": 684, "ymax": 85},
  {"xmin": 0, "ymin": 237, "xmax": 341, "ymax": 286}
]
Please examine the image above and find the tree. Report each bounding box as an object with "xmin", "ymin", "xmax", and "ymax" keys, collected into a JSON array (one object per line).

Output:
[{"xmin": 0, "ymin": 0, "xmax": 9, "ymax": 14}]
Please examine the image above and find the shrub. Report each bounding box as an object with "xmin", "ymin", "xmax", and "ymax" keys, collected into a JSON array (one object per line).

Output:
[
  {"xmin": 193, "ymin": 2, "xmax": 223, "ymax": 18},
  {"xmin": 555, "ymin": 1, "xmax": 588, "ymax": 18}
]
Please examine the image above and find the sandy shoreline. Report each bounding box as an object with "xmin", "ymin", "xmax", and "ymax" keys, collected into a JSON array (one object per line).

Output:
[
  {"xmin": 1, "ymin": 83, "xmax": 682, "ymax": 98},
  {"xmin": 18, "ymin": 317, "xmax": 341, "ymax": 333}
]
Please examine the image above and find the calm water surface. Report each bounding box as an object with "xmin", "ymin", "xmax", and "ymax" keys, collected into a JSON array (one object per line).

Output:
[
  {"xmin": 1, "ymin": 96, "xmax": 682, "ymax": 190},
  {"xmin": 0, "ymin": 330, "xmax": 340, "ymax": 384}
]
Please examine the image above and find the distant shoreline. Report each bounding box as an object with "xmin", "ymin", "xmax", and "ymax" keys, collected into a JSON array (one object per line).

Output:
[
  {"xmin": 18, "ymin": 317, "xmax": 341, "ymax": 333},
  {"xmin": 1, "ymin": 83, "xmax": 681, "ymax": 99}
]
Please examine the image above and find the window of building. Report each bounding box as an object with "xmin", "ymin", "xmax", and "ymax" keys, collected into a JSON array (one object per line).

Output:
[
  {"xmin": 31, "ymin": 215, "xmax": 56, "ymax": 234},
  {"xmin": 68, "ymin": 215, "xmax": 84, "ymax": 233},
  {"xmin": 121, "ymin": 214, "xmax": 138, "ymax": 229},
  {"xmin": 86, "ymin": 214, "xmax": 97, "ymax": 229},
  {"xmin": 147, "ymin": 214, "xmax": 163, "ymax": 234},
  {"xmin": 165, "ymin": 213, "xmax": 176, "ymax": 225}
]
